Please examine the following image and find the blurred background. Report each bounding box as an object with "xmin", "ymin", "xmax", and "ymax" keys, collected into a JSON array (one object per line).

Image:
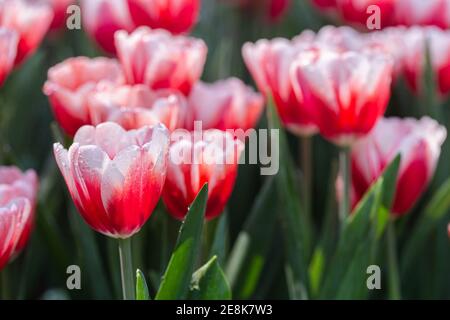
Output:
[{"xmin": 1, "ymin": 0, "xmax": 449, "ymax": 300}]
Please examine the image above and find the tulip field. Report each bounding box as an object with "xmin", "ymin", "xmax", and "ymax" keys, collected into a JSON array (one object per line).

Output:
[{"xmin": 1, "ymin": 0, "xmax": 450, "ymax": 302}]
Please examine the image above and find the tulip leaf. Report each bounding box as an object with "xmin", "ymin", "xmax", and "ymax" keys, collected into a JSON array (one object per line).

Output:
[
  {"xmin": 266, "ymin": 97, "xmax": 312, "ymax": 299},
  {"xmin": 188, "ymin": 256, "xmax": 232, "ymax": 300},
  {"xmin": 320, "ymin": 179, "xmax": 383, "ymax": 299},
  {"xmin": 209, "ymin": 211, "xmax": 229, "ymax": 265},
  {"xmin": 155, "ymin": 184, "xmax": 208, "ymax": 300},
  {"xmin": 380, "ymin": 154, "xmax": 401, "ymax": 211},
  {"xmin": 136, "ymin": 269, "xmax": 150, "ymax": 300},
  {"xmin": 401, "ymin": 177, "xmax": 450, "ymax": 272},
  {"xmin": 225, "ymin": 177, "xmax": 277, "ymax": 299}
]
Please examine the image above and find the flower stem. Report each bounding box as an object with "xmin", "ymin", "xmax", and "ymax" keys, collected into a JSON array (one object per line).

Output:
[
  {"xmin": 300, "ymin": 136, "xmax": 312, "ymax": 217},
  {"xmin": 118, "ymin": 238, "xmax": 135, "ymax": 300},
  {"xmin": 387, "ymin": 219, "xmax": 401, "ymax": 300},
  {"xmin": 339, "ymin": 147, "xmax": 351, "ymax": 222}
]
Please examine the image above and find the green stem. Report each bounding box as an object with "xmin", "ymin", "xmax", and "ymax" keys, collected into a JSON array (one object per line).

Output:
[
  {"xmin": 300, "ymin": 137, "xmax": 312, "ymax": 218},
  {"xmin": 339, "ymin": 147, "xmax": 351, "ymax": 222},
  {"xmin": 118, "ymin": 238, "xmax": 135, "ymax": 300},
  {"xmin": 387, "ymin": 219, "xmax": 401, "ymax": 300}
]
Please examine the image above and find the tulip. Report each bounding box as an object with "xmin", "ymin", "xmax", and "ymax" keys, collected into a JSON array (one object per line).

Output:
[
  {"xmin": 0, "ymin": 27, "xmax": 17, "ymax": 86},
  {"xmin": 43, "ymin": 57, "xmax": 125, "ymax": 136},
  {"xmin": 80, "ymin": 0, "xmax": 135, "ymax": 53},
  {"xmin": 126, "ymin": 0, "xmax": 200, "ymax": 34},
  {"xmin": 402, "ymin": 26, "xmax": 450, "ymax": 97},
  {"xmin": 0, "ymin": 166, "xmax": 38, "ymax": 270},
  {"xmin": 351, "ymin": 117, "xmax": 446, "ymax": 216},
  {"xmin": 48, "ymin": 0, "xmax": 76, "ymax": 31},
  {"xmin": 395, "ymin": 0, "xmax": 449, "ymax": 29},
  {"xmin": 242, "ymin": 38, "xmax": 319, "ymax": 136},
  {"xmin": 311, "ymin": 0, "xmax": 337, "ymax": 11},
  {"xmin": 290, "ymin": 48, "xmax": 392, "ymax": 146},
  {"xmin": 336, "ymin": 0, "xmax": 396, "ymax": 29},
  {"xmin": 54, "ymin": 122, "xmax": 169, "ymax": 238},
  {"xmin": 186, "ymin": 78, "xmax": 264, "ymax": 132},
  {"xmin": 89, "ymin": 84, "xmax": 187, "ymax": 131},
  {"xmin": 54, "ymin": 122, "xmax": 169, "ymax": 299},
  {"xmin": 115, "ymin": 27, "xmax": 207, "ymax": 95},
  {"xmin": 162, "ymin": 129, "xmax": 244, "ymax": 220},
  {"xmin": 0, "ymin": 0, "xmax": 53, "ymax": 65}
]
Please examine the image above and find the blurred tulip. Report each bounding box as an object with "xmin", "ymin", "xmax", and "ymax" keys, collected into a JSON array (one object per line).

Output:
[
  {"xmin": 48, "ymin": 0, "xmax": 75, "ymax": 31},
  {"xmin": 115, "ymin": 27, "xmax": 207, "ymax": 95},
  {"xmin": 402, "ymin": 26, "xmax": 450, "ymax": 97},
  {"xmin": 364, "ymin": 27, "xmax": 406, "ymax": 79},
  {"xmin": 89, "ymin": 84, "xmax": 187, "ymax": 131},
  {"xmin": 126, "ymin": 0, "xmax": 200, "ymax": 34},
  {"xmin": 186, "ymin": 78, "xmax": 264, "ymax": 132},
  {"xmin": 0, "ymin": 27, "xmax": 17, "ymax": 86},
  {"xmin": 336, "ymin": 0, "xmax": 396, "ymax": 29},
  {"xmin": 0, "ymin": 166, "xmax": 38, "ymax": 269},
  {"xmin": 351, "ymin": 117, "xmax": 446, "ymax": 216},
  {"xmin": 0, "ymin": 0, "xmax": 53, "ymax": 65},
  {"xmin": 54, "ymin": 122, "xmax": 170, "ymax": 238},
  {"xmin": 80, "ymin": 0, "xmax": 134, "ymax": 53},
  {"xmin": 43, "ymin": 57, "xmax": 125, "ymax": 137},
  {"xmin": 395, "ymin": 0, "xmax": 450, "ymax": 29},
  {"xmin": 242, "ymin": 38, "xmax": 319, "ymax": 136},
  {"xmin": 162, "ymin": 130, "xmax": 244, "ymax": 220},
  {"xmin": 290, "ymin": 48, "xmax": 393, "ymax": 146},
  {"xmin": 311, "ymin": 0, "xmax": 337, "ymax": 11}
]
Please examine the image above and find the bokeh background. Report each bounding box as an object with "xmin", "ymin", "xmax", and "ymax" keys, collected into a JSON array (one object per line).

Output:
[{"xmin": 1, "ymin": 0, "xmax": 449, "ymax": 300}]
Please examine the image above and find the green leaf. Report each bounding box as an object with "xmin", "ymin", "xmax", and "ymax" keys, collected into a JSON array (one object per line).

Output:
[
  {"xmin": 320, "ymin": 179, "xmax": 383, "ymax": 299},
  {"xmin": 266, "ymin": 97, "xmax": 312, "ymax": 299},
  {"xmin": 380, "ymin": 154, "xmax": 401, "ymax": 210},
  {"xmin": 136, "ymin": 269, "xmax": 150, "ymax": 300},
  {"xmin": 401, "ymin": 177, "xmax": 450, "ymax": 272},
  {"xmin": 155, "ymin": 184, "xmax": 208, "ymax": 300},
  {"xmin": 189, "ymin": 256, "xmax": 231, "ymax": 300},
  {"xmin": 225, "ymin": 177, "xmax": 277, "ymax": 299},
  {"xmin": 209, "ymin": 212, "xmax": 228, "ymax": 265}
]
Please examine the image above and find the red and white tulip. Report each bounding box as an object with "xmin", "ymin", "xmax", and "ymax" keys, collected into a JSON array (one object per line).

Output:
[
  {"xmin": 54, "ymin": 122, "xmax": 170, "ymax": 238},
  {"xmin": 351, "ymin": 117, "xmax": 446, "ymax": 216}
]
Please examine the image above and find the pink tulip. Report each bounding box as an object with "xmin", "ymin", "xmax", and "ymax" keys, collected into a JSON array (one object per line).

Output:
[
  {"xmin": 395, "ymin": 0, "xmax": 450, "ymax": 29},
  {"xmin": 162, "ymin": 130, "xmax": 244, "ymax": 220},
  {"xmin": 351, "ymin": 117, "xmax": 446, "ymax": 216},
  {"xmin": 311, "ymin": 0, "xmax": 337, "ymax": 10},
  {"xmin": 54, "ymin": 122, "xmax": 170, "ymax": 238},
  {"xmin": 0, "ymin": 166, "xmax": 38, "ymax": 269},
  {"xmin": 402, "ymin": 26, "xmax": 450, "ymax": 97},
  {"xmin": 0, "ymin": 27, "xmax": 17, "ymax": 86},
  {"xmin": 0, "ymin": 0, "xmax": 53, "ymax": 65},
  {"xmin": 89, "ymin": 84, "xmax": 187, "ymax": 131},
  {"xmin": 48, "ymin": 0, "xmax": 76, "ymax": 31},
  {"xmin": 186, "ymin": 78, "xmax": 264, "ymax": 132},
  {"xmin": 242, "ymin": 38, "xmax": 319, "ymax": 136},
  {"xmin": 115, "ymin": 27, "xmax": 207, "ymax": 95},
  {"xmin": 80, "ymin": 0, "xmax": 135, "ymax": 53},
  {"xmin": 43, "ymin": 57, "xmax": 125, "ymax": 137},
  {"xmin": 290, "ymin": 48, "xmax": 393, "ymax": 146},
  {"xmin": 126, "ymin": 0, "xmax": 200, "ymax": 34},
  {"xmin": 336, "ymin": 0, "xmax": 396, "ymax": 29}
]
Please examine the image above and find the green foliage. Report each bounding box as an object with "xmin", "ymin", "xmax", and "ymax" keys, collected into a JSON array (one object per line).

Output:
[{"xmin": 156, "ymin": 185, "xmax": 208, "ymax": 300}]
